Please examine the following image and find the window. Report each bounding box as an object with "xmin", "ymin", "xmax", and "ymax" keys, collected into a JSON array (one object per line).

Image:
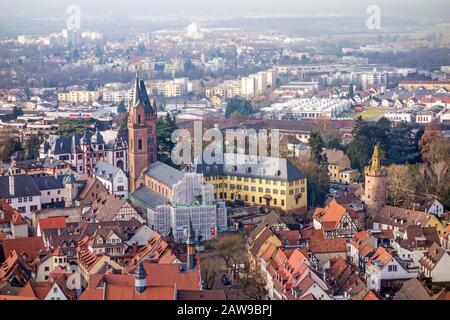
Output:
[
  {"xmin": 388, "ymin": 265, "xmax": 397, "ymax": 272},
  {"xmin": 118, "ymin": 186, "xmax": 124, "ymax": 192},
  {"xmin": 138, "ymin": 139, "xmax": 143, "ymax": 150}
]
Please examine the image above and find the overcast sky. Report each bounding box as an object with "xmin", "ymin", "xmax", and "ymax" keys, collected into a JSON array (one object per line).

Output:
[{"xmin": 1, "ymin": 0, "xmax": 450, "ymax": 20}]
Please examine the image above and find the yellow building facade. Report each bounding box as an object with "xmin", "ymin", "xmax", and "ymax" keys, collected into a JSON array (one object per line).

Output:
[{"xmin": 195, "ymin": 154, "xmax": 308, "ymax": 214}]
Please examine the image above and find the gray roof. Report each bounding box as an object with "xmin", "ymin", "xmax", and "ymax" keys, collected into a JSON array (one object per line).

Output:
[
  {"xmin": 0, "ymin": 175, "xmax": 41, "ymax": 198},
  {"xmin": 145, "ymin": 161, "xmax": 184, "ymax": 186},
  {"xmin": 130, "ymin": 186, "xmax": 169, "ymax": 209},
  {"xmin": 195, "ymin": 153, "xmax": 305, "ymax": 181},
  {"xmin": 94, "ymin": 161, "xmax": 122, "ymax": 180},
  {"xmin": 132, "ymin": 75, "xmax": 156, "ymax": 115},
  {"xmin": 33, "ymin": 175, "xmax": 65, "ymax": 190}
]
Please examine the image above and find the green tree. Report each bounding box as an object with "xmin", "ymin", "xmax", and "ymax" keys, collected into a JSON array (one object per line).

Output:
[
  {"xmin": 308, "ymin": 131, "xmax": 325, "ymax": 164},
  {"xmin": 293, "ymin": 159, "xmax": 329, "ymax": 208},
  {"xmin": 225, "ymin": 97, "xmax": 254, "ymax": 119},
  {"xmin": 137, "ymin": 43, "xmax": 146, "ymax": 56},
  {"xmin": 24, "ymin": 135, "xmax": 41, "ymax": 160},
  {"xmin": 117, "ymin": 100, "xmax": 127, "ymax": 113},
  {"xmin": 347, "ymin": 83, "xmax": 355, "ymax": 99},
  {"xmin": 56, "ymin": 118, "xmax": 96, "ymax": 136},
  {"xmin": 12, "ymin": 106, "xmax": 23, "ymax": 119},
  {"xmin": 157, "ymin": 114, "xmax": 177, "ymax": 166},
  {"xmin": 1, "ymin": 138, "xmax": 23, "ymax": 163}
]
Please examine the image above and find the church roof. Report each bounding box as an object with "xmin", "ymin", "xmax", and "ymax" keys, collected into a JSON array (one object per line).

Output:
[{"xmin": 132, "ymin": 75, "xmax": 156, "ymax": 115}]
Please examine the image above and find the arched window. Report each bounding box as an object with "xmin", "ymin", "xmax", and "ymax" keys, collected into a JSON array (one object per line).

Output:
[
  {"xmin": 138, "ymin": 139, "xmax": 143, "ymax": 150},
  {"xmin": 138, "ymin": 115, "xmax": 141, "ymax": 124}
]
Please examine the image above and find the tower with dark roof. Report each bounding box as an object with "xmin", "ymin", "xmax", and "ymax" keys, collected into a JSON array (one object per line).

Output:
[
  {"xmin": 364, "ymin": 144, "xmax": 387, "ymax": 227},
  {"xmin": 80, "ymin": 131, "xmax": 93, "ymax": 175},
  {"xmin": 186, "ymin": 217, "xmax": 197, "ymax": 270},
  {"xmin": 135, "ymin": 262, "xmax": 147, "ymax": 294},
  {"xmin": 128, "ymin": 74, "xmax": 157, "ymax": 192}
]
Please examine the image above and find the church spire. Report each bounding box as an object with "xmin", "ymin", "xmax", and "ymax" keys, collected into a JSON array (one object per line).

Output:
[
  {"xmin": 132, "ymin": 72, "xmax": 140, "ymax": 107},
  {"xmin": 186, "ymin": 216, "xmax": 196, "ymax": 270}
]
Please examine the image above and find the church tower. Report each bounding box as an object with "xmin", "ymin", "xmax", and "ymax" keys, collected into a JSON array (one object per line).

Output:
[
  {"xmin": 186, "ymin": 217, "xmax": 197, "ymax": 270},
  {"xmin": 364, "ymin": 144, "xmax": 387, "ymax": 226},
  {"xmin": 128, "ymin": 75, "xmax": 157, "ymax": 192}
]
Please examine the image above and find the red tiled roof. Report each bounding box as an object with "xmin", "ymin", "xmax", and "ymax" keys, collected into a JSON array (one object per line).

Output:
[
  {"xmin": 313, "ymin": 199, "xmax": 353, "ymax": 231},
  {"xmin": 309, "ymin": 237, "xmax": 347, "ymax": 254},
  {"xmin": 38, "ymin": 217, "xmax": 66, "ymax": 231},
  {"xmin": 80, "ymin": 285, "xmax": 175, "ymax": 300},
  {"xmin": 1, "ymin": 236, "xmax": 46, "ymax": 263},
  {"xmin": 143, "ymin": 262, "xmax": 201, "ymax": 291},
  {"xmin": 362, "ymin": 290, "xmax": 379, "ymax": 300},
  {"xmin": 11, "ymin": 212, "xmax": 27, "ymax": 225},
  {"xmin": 367, "ymin": 246, "xmax": 393, "ymax": 268}
]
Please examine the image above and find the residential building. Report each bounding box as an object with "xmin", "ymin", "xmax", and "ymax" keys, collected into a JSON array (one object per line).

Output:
[
  {"xmin": 57, "ymin": 91, "xmax": 100, "ymax": 104},
  {"xmin": 94, "ymin": 161, "xmax": 128, "ymax": 197},
  {"xmin": 419, "ymin": 243, "xmax": 450, "ymax": 283},
  {"xmin": 365, "ymin": 246, "xmax": 416, "ymax": 291},
  {"xmin": 40, "ymin": 130, "xmax": 128, "ymax": 174},
  {"xmin": 312, "ymin": 199, "xmax": 359, "ymax": 238}
]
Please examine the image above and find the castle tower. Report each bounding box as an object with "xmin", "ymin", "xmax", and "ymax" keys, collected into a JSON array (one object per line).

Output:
[
  {"xmin": 364, "ymin": 144, "xmax": 387, "ymax": 226},
  {"xmin": 128, "ymin": 74, "xmax": 157, "ymax": 192}
]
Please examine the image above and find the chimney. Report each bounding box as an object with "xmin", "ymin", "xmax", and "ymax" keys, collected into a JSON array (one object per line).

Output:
[
  {"xmin": 9, "ymin": 175, "xmax": 15, "ymax": 196},
  {"xmin": 135, "ymin": 262, "xmax": 147, "ymax": 294}
]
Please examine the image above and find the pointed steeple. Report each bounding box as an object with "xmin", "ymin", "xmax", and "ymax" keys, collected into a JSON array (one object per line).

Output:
[
  {"xmin": 131, "ymin": 73, "xmax": 156, "ymax": 115},
  {"xmin": 186, "ymin": 216, "xmax": 196, "ymax": 245},
  {"xmin": 371, "ymin": 143, "xmax": 381, "ymax": 171},
  {"xmin": 186, "ymin": 216, "xmax": 196, "ymax": 270},
  {"xmin": 132, "ymin": 72, "xmax": 141, "ymax": 107},
  {"xmin": 80, "ymin": 130, "xmax": 90, "ymax": 145}
]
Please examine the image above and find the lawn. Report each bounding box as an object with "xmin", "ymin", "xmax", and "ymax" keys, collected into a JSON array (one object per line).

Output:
[{"xmin": 338, "ymin": 107, "xmax": 386, "ymax": 121}]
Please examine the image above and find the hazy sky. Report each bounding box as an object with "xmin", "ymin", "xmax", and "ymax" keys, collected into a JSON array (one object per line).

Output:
[{"xmin": 1, "ymin": 0, "xmax": 450, "ymax": 19}]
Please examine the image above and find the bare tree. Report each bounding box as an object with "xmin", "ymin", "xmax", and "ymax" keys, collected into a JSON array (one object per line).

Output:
[
  {"xmin": 430, "ymin": 161, "xmax": 449, "ymax": 196},
  {"xmin": 387, "ymin": 164, "xmax": 416, "ymax": 207},
  {"xmin": 201, "ymin": 259, "xmax": 219, "ymax": 290}
]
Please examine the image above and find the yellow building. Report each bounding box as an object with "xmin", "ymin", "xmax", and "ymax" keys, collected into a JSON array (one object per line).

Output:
[
  {"xmin": 338, "ymin": 168, "xmax": 360, "ymax": 184},
  {"xmin": 248, "ymin": 226, "xmax": 282, "ymax": 270},
  {"xmin": 323, "ymin": 148, "xmax": 351, "ymax": 183},
  {"xmin": 194, "ymin": 153, "xmax": 307, "ymax": 214}
]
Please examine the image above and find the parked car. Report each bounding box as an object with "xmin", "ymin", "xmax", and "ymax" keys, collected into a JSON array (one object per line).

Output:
[{"xmin": 221, "ymin": 275, "xmax": 232, "ymax": 286}]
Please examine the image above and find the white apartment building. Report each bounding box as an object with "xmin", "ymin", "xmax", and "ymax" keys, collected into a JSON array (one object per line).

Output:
[
  {"xmin": 57, "ymin": 90, "xmax": 100, "ymax": 103},
  {"xmin": 94, "ymin": 161, "xmax": 129, "ymax": 197},
  {"xmin": 241, "ymin": 76, "xmax": 256, "ymax": 97}
]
